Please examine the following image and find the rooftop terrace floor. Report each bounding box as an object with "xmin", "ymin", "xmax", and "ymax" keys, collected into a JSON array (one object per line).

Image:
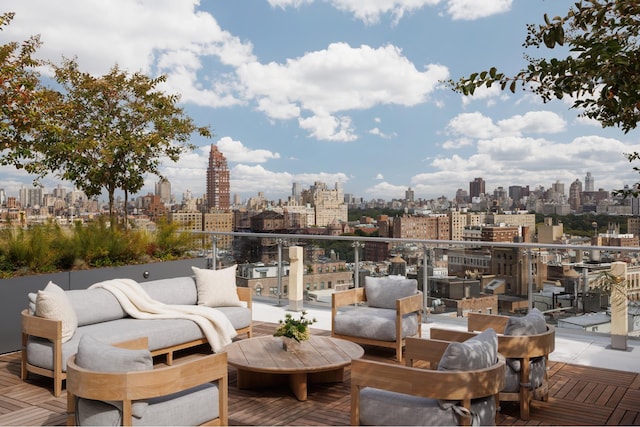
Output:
[{"xmin": 1, "ymin": 303, "xmax": 639, "ymax": 426}]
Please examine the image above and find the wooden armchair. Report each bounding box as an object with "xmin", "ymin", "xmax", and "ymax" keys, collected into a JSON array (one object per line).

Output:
[
  {"xmin": 430, "ymin": 310, "xmax": 555, "ymax": 420},
  {"xmin": 351, "ymin": 332, "xmax": 506, "ymax": 426},
  {"xmin": 66, "ymin": 337, "xmax": 228, "ymax": 426},
  {"xmin": 332, "ymin": 277, "xmax": 422, "ymax": 362}
]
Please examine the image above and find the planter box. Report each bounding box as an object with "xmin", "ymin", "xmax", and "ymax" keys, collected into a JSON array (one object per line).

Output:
[{"xmin": 0, "ymin": 258, "xmax": 208, "ymax": 354}]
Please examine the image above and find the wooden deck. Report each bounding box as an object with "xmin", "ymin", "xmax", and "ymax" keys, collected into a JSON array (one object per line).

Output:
[{"xmin": 1, "ymin": 322, "xmax": 639, "ymax": 426}]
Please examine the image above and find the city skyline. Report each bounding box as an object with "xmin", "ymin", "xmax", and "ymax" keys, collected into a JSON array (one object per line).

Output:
[{"xmin": 2, "ymin": 1, "xmax": 640, "ymax": 201}]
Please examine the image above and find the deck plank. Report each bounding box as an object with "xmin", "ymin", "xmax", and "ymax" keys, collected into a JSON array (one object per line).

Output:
[{"xmin": 1, "ymin": 321, "xmax": 638, "ymax": 426}]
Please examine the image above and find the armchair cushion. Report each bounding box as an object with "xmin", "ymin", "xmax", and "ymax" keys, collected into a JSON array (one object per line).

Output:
[
  {"xmin": 192, "ymin": 265, "xmax": 242, "ymax": 307},
  {"xmin": 364, "ymin": 276, "xmax": 417, "ymax": 309},
  {"xmin": 333, "ymin": 306, "xmax": 419, "ymax": 341},
  {"xmin": 75, "ymin": 335, "xmax": 152, "ymax": 418},
  {"xmin": 76, "ymin": 382, "xmax": 220, "ymax": 426},
  {"xmin": 359, "ymin": 387, "xmax": 496, "ymax": 426},
  {"xmin": 503, "ymin": 308, "xmax": 548, "ymax": 390},
  {"xmin": 35, "ymin": 281, "xmax": 78, "ymax": 343},
  {"xmin": 438, "ymin": 328, "xmax": 498, "ymax": 372},
  {"xmin": 504, "ymin": 308, "xmax": 546, "ymax": 336}
]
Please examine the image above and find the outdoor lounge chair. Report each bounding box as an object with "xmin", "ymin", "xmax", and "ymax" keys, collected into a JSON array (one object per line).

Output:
[
  {"xmin": 430, "ymin": 309, "xmax": 555, "ymax": 420},
  {"xmin": 331, "ymin": 276, "xmax": 423, "ymax": 362},
  {"xmin": 351, "ymin": 329, "xmax": 506, "ymax": 426},
  {"xmin": 66, "ymin": 336, "xmax": 228, "ymax": 426}
]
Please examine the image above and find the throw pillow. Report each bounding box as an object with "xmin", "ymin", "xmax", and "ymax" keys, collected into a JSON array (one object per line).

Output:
[
  {"xmin": 75, "ymin": 334, "xmax": 152, "ymax": 418},
  {"xmin": 192, "ymin": 264, "xmax": 242, "ymax": 307},
  {"xmin": 35, "ymin": 281, "xmax": 78, "ymax": 343},
  {"xmin": 437, "ymin": 328, "xmax": 498, "ymax": 411},
  {"xmin": 364, "ymin": 276, "xmax": 417, "ymax": 309},
  {"xmin": 504, "ymin": 308, "xmax": 547, "ymax": 336},
  {"xmin": 438, "ymin": 328, "xmax": 498, "ymax": 372}
]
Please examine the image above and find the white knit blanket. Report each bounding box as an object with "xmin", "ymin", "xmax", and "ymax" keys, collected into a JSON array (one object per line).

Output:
[{"xmin": 89, "ymin": 278, "xmax": 237, "ymax": 352}]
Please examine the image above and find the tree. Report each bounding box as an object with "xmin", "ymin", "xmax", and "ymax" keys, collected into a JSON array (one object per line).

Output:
[
  {"xmin": 0, "ymin": 12, "xmax": 59, "ymax": 175},
  {"xmin": 44, "ymin": 58, "xmax": 211, "ymax": 225},
  {"xmin": 448, "ymin": 1, "xmax": 640, "ymax": 196}
]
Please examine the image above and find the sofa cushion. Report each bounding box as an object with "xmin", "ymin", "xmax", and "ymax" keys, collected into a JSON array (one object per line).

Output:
[
  {"xmin": 504, "ymin": 308, "xmax": 547, "ymax": 336},
  {"xmin": 75, "ymin": 334, "xmax": 152, "ymax": 418},
  {"xmin": 364, "ymin": 276, "xmax": 418, "ymax": 309},
  {"xmin": 438, "ymin": 328, "xmax": 498, "ymax": 372},
  {"xmin": 140, "ymin": 276, "xmax": 198, "ymax": 306},
  {"xmin": 35, "ymin": 282, "xmax": 78, "ymax": 343},
  {"xmin": 192, "ymin": 265, "xmax": 242, "ymax": 307},
  {"xmin": 27, "ymin": 318, "xmax": 206, "ymax": 373},
  {"xmin": 333, "ymin": 306, "xmax": 419, "ymax": 341},
  {"xmin": 76, "ymin": 382, "xmax": 220, "ymax": 426},
  {"xmin": 66, "ymin": 288, "xmax": 127, "ymax": 326},
  {"xmin": 359, "ymin": 387, "xmax": 496, "ymax": 426},
  {"xmin": 212, "ymin": 306, "xmax": 252, "ymax": 331}
]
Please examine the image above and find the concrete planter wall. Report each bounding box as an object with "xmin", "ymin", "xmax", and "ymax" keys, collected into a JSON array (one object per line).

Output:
[{"xmin": 0, "ymin": 258, "xmax": 208, "ymax": 354}]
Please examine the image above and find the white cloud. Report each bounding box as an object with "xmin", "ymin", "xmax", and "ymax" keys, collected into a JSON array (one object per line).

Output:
[
  {"xmin": 330, "ymin": 0, "xmax": 440, "ymax": 25},
  {"xmin": 237, "ymin": 42, "xmax": 449, "ymax": 141},
  {"xmin": 446, "ymin": 0, "xmax": 512, "ymax": 20},
  {"xmin": 365, "ymin": 181, "xmax": 407, "ymax": 199},
  {"xmin": 461, "ymin": 84, "xmax": 502, "ymax": 107},
  {"xmin": 375, "ymin": 173, "xmax": 385, "ymax": 180},
  {"xmin": 497, "ymin": 111, "xmax": 566, "ymax": 135},
  {"xmin": 446, "ymin": 112, "xmax": 500, "ymax": 139},
  {"xmin": 216, "ymin": 137, "xmax": 280, "ymax": 163}
]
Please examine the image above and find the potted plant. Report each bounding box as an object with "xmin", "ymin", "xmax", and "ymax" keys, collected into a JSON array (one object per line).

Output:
[{"xmin": 274, "ymin": 310, "xmax": 316, "ymax": 351}]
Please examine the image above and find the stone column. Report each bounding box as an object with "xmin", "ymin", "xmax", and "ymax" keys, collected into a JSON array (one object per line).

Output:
[
  {"xmin": 610, "ymin": 261, "xmax": 628, "ymax": 351},
  {"xmin": 288, "ymin": 246, "xmax": 304, "ymax": 312}
]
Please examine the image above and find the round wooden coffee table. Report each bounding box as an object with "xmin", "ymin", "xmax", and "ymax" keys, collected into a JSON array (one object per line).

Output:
[{"xmin": 225, "ymin": 335, "xmax": 364, "ymax": 401}]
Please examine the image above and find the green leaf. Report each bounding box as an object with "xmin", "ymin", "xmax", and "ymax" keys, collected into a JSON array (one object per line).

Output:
[{"xmin": 509, "ymin": 80, "xmax": 516, "ymax": 93}]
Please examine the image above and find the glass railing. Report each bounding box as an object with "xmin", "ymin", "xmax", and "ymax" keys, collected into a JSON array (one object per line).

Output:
[{"xmin": 189, "ymin": 230, "xmax": 639, "ymax": 342}]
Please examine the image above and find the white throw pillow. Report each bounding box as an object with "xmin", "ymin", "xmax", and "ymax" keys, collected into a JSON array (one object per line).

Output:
[
  {"xmin": 35, "ymin": 281, "xmax": 78, "ymax": 343},
  {"xmin": 192, "ymin": 265, "xmax": 242, "ymax": 307}
]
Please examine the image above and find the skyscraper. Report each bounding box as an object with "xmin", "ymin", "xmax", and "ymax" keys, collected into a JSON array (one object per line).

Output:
[
  {"xmin": 585, "ymin": 171, "xmax": 594, "ymax": 192},
  {"xmin": 469, "ymin": 177, "xmax": 485, "ymax": 198},
  {"xmin": 206, "ymin": 144, "xmax": 230, "ymax": 210},
  {"xmin": 155, "ymin": 178, "xmax": 172, "ymax": 204}
]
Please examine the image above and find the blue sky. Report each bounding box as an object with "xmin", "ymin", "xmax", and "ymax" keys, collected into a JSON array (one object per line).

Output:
[{"xmin": 3, "ymin": 0, "xmax": 640, "ymax": 203}]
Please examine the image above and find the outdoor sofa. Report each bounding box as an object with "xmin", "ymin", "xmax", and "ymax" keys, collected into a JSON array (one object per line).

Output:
[{"xmin": 21, "ymin": 265, "xmax": 252, "ymax": 397}]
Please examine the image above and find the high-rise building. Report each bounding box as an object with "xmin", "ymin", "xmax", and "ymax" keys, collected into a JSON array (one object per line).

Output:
[
  {"xmin": 469, "ymin": 177, "xmax": 485, "ymax": 198},
  {"xmin": 206, "ymin": 144, "xmax": 230, "ymax": 210},
  {"xmin": 585, "ymin": 171, "xmax": 594, "ymax": 192},
  {"xmin": 405, "ymin": 187, "xmax": 414, "ymax": 203},
  {"xmin": 569, "ymin": 179, "xmax": 582, "ymax": 212},
  {"xmin": 155, "ymin": 178, "xmax": 172, "ymax": 204}
]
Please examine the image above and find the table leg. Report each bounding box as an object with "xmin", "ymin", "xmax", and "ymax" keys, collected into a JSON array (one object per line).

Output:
[{"xmin": 288, "ymin": 373, "xmax": 308, "ymax": 401}]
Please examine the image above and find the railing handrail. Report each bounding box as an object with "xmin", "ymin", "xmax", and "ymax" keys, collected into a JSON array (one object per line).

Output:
[{"xmin": 193, "ymin": 230, "xmax": 635, "ymax": 254}]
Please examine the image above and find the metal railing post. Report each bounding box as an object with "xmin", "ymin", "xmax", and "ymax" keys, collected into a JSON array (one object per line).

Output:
[
  {"xmin": 352, "ymin": 241, "xmax": 363, "ymax": 288},
  {"xmin": 527, "ymin": 250, "xmax": 533, "ymax": 311},
  {"xmin": 422, "ymin": 244, "xmax": 430, "ymax": 322},
  {"xmin": 210, "ymin": 235, "xmax": 218, "ymax": 270},
  {"xmin": 277, "ymin": 238, "xmax": 283, "ymax": 306}
]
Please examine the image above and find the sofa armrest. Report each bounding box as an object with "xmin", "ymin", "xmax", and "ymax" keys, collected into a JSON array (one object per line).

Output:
[
  {"xmin": 236, "ymin": 286, "xmax": 252, "ymax": 308},
  {"xmin": 22, "ymin": 309, "xmax": 61, "ymax": 341}
]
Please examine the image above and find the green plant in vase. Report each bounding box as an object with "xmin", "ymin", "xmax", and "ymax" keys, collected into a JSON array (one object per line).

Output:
[{"xmin": 274, "ymin": 311, "xmax": 317, "ymax": 350}]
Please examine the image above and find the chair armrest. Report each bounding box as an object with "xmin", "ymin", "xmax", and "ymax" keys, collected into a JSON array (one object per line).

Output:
[
  {"xmin": 431, "ymin": 326, "xmax": 556, "ymax": 359},
  {"xmin": 404, "ymin": 337, "xmax": 451, "ymax": 368},
  {"xmin": 66, "ymin": 351, "xmax": 228, "ymax": 401},
  {"xmin": 332, "ymin": 287, "xmax": 366, "ymax": 308},
  {"xmin": 397, "ymin": 292, "xmax": 423, "ymax": 315},
  {"xmin": 21, "ymin": 309, "xmax": 61, "ymax": 341},
  {"xmin": 237, "ymin": 286, "xmax": 252, "ymax": 308},
  {"xmin": 467, "ymin": 312, "xmax": 509, "ymax": 333},
  {"xmin": 351, "ymin": 353, "xmax": 506, "ymax": 401}
]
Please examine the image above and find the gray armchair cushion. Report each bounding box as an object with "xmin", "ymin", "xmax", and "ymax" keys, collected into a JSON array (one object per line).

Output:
[
  {"xmin": 333, "ymin": 306, "xmax": 419, "ymax": 341},
  {"xmin": 504, "ymin": 308, "xmax": 547, "ymax": 390},
  {"xmin": 438, "ymin": 328, "xmax": 498, "ymax": 371},
  {"xmin": 76, "ymin": 382, "xmax": 220, "ymax": 426},
  {"xmin": 504, "ymin": 308, "xmax": 546, "ymax": 336},
  {"xmin": 359, "ymin": 387, "xmax": 496, "ymax": 426},
  {"xmin": 364, "ymin": 276, "xmax": 418, "ymax": 309},
  {"xmin": 503, "ymin": 357, "xmax": 546, "ymax": 393},
  {"xmin": 75, "ymin": 335, "xmax": 152, "ymax": 418}
]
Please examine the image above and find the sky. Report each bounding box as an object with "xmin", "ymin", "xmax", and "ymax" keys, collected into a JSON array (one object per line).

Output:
[{"xmin": 2, "ymin": 0, "xmax": 640, "ymax": 203}]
